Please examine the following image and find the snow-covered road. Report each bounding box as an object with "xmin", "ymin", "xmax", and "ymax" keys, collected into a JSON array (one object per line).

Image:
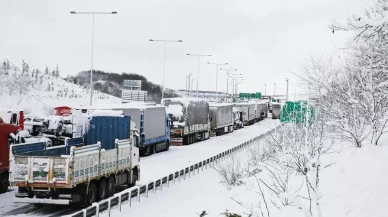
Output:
[{"xmin": 2, "ymin": 118, "xmax": 279, "ymax": 217}]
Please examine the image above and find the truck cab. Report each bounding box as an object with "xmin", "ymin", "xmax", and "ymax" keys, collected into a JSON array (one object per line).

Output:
[{"xmin": 0, "ymin": 123, "xmax": 19, "ymax": 193}]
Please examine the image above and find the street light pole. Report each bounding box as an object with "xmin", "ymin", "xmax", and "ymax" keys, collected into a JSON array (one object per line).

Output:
[
  {"xmin": 286, "ymin": 78, "xmax": 289, "ymax": 101},
  {"xmin": 186, "ymin": 54, "xmax": 211, "ymax": 97},
  {"xmin": 207, "ymin": 62, "xmax": 228, "ymax": 101},
  {"xmin": 274, "ymin": 83, "xmax": 276, "ymax": 96},
  {"xmin": 70, "ymin": 11, "xmax": 117, "ymax": 106},
  {"xmin": 150, "ymin": 39, "xmax": 183, "ymax": 99},
  {"xmin": 220, "ymin": 68, "xmax": 238, "ymax": 95},
  {"xmin": 186, "ymin": 73, "xmax": 192, "ymax": 97},
  {"xmin": 264, "ymin": 84, "xmax": 267, "ymax": 96}
]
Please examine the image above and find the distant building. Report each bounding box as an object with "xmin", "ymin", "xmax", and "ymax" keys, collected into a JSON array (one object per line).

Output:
[{"xmin": 121, "ymin": 80, "xmax": 147, "ymax": 102}]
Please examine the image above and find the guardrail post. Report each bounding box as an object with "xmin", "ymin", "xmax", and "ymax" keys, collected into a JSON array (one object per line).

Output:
[
  {"xmin": 197, "ymin": 164, "xmax": 200, "ymax": 174},
  {"xmin": 167, "ymin": 174, "xmax": 170, "ymax": 187},
  {"xmin": 93, "ymin": 202, "xmax": 99, "ymax": 217},
  {"xmin": 154, "ymin": 180, "xmax": 157, "ymax": 193},
  {"xmin": 160, "ymin": 178, "xmax": 163, "ymax": 191},
  {"xmin": 130, "ymin": 192, "xmax": 132, "ymax": 207},
  {"xmin": 173, "ymin": 172, "xmax": 176, "ymax": 184},
  {"xmin": 146, "ymin": 182, "xmax": 149, "ymax": 198},
  {"xmin": 107, "ymin": 199, "xmax": 111, "ymax": 217},
  {"xmin": 117, "ymin": 194, "xmax": 122, "ymax": 212},
  {"xmin": 82, "ymin": 209, "xmax": 87, "ymax": 217},
  {"xmin": 137, "ymin": 187, "xmax": 140, "ymax": 202}
]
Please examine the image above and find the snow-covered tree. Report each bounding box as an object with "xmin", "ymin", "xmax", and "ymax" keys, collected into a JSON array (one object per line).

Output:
[
  {"xmin": 2, "ymin": 59, "xmax": 10, "ymax": 75},
  {"xmin": 55, "ymin": 64, "xmax": 60, "ymax": 78},
  {"xmin": 298, "ymin": 55, "xmax": 370, "ymax": 147},
  {"xmin": 45, "ymin": 66, "xmax": 49, "ymax": 75},
  {"xmin": 330, "ymin": 0, "xmax": 388, "ymax": 42}
]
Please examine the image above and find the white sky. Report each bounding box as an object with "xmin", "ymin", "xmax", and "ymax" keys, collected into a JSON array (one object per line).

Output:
[{"xmin": 1, "ymin": 0, "xmax": 371, "ymax": 97}]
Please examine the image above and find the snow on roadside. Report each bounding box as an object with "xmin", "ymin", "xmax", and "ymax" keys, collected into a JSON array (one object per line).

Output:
[
  {"xmin": 139, "ymin": 119, "xmax": 279, "ymax": 183},
  {"xmin": 105, "ymin": 127, "xmax": 388, "ymax": 217}
]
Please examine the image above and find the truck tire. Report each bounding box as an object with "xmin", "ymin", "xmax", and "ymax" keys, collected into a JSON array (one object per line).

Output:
[
  {"xmin": 98, "ymin": 179, "xmax": 107, "ymax": 200},
  {"xmin": 107, "ymin": 176, "xmax": 115, "ymax": 197},
  {"xmin": 165, "ymin": 140, "xmax": 170, "ymax": 151},
  {"xmin": 0, "ymin": 173, "xmax": 9, "ymax": 193},
  {"xmin": 86, "ymin": 182, "xmax": 97, "ymax": 205},
  {"xmin": 56, "ymin": 122, "xmax": 64, "ymax": 137}
]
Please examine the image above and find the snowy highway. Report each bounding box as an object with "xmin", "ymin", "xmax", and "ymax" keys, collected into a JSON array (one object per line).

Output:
[{"xmin": 1, "ymin": 118, "xmax": 279, "ymax": 217}]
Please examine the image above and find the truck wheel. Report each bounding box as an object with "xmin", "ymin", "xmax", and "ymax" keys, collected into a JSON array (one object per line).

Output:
[
  {"xmin": 165, "ymin": 141, "xmax": 170, "ymax": 151},
  {"xmin": 56, "ymin": 122, "xmax": 64, "ymax": 137},
  {"xmin": 86, "ymin": 182, "xmax": 97, "ymax": 205},
  {"xmin": 98, "ymin": 179, "xmax": 107, "ymax": 200},
  {"xmin": 107, "ymin": 176, "xmax": 115, "ymax": 197},
  {"xmin": 0, "ymin": 173, "xmax": 9, "ymax": 193}
]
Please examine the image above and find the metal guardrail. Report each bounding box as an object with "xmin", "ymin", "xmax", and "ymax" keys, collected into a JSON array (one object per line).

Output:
[{"xmin": 68, "ymin": 126, "xmax": 279, "ymax": 217}]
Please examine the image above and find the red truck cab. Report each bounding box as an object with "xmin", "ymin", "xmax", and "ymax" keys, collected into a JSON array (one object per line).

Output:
[{"xmin": 0, "ymin": 123, "xmax": 18, "ymax": 193}]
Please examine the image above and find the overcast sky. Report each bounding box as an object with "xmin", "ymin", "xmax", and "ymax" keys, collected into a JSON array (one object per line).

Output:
[{"xmin": 1, "ymin": 0, "xmax": 370, "ymax": 97}]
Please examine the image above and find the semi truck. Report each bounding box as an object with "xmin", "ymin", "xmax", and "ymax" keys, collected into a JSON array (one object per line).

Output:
[
  {"xmin": 162, "ymin": 98, "xmax": 210, "ymax": 145},
  {"xmin": 9, "ymin": 112, "xmax": 141, "ymax": 207},
  {"xmin": 209, "ymin": 104, "xmax": 234, "ymax": 136},
  {"xmin": 254, "ymin": 102, "xmax": 263, "ymax": 122},
  {"xmin": 232, "ymin": 109, "xmax": 244, "ymax": 130},
  {"xmin": 80, "ymin": 104, "xmax": 170, "ymax": 156},
  {"xmin": 233, "ymin": 103, "xmax": 255, "ymax": 126},
  {"xmin": 25, "ymin": 106, "xmax": 74, "ymax": 137}
]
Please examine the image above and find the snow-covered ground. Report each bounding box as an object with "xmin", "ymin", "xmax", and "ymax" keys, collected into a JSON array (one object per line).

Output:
[
  {"xmin": 0, "ymin": 73, "xmax": 120, "ymax": 117},
  {"xmin": 1, "ymin": 119, "xmax": 279, "ymax": 217},
  {"xmin": 104, "ymin": 132, "xmax": 388, "ymax": 217}
]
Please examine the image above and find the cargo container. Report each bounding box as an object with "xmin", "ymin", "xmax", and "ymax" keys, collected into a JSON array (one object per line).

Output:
[
  {"xmin": 162, "ymin": 98, "xmax": 210, "ymax": 145},
  {"xmin": 9, "ymin": 113, "xmax": 141, "ymax": 207},
  {"xmin": 0, "ymin": 123, "xmax": 18, "ymax": 193},
  {"xmin": 209, "ymin": 104, "xmax": 234, "ymax": 136}
]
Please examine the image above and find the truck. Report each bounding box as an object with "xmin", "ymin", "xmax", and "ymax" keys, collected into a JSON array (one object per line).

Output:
[
  {"xmin": 80, "ymin": 104, "xmax": 170, "ymax": 156},
  {"xmin": 232, "ymin": 108, "xmax": 244, "ymax": 130},
  {"xmin": 0, "ymin": 123, "xmax": 18, "ymax": 193},
  {"xmin": 254, "ymin": 102, "xmax": 263, "ymax": 122},
  {"xmin": 261, "ymin": 102, "xmax": 268, "ymax": 119},
  {"xmin": 162, "ymin": 98, "xmax": 210, "ymax": 145},
  {"xmin": 209, "ymin": 104, "xmax": 234, "ymax": 136},
  {"xmin": 272, "ymin": 103, "xmax": 282, "ymax": 119},
  {"xmin": 24, "ymin": 106, "xmax": 73, "ymax": 137},
  {"xmin": 9, "ymin": 112, "xmax": 141, "ymax": 207},
  {"xmin": 233, "ymin": 103, "xmax": 255, "ymax": 126}
]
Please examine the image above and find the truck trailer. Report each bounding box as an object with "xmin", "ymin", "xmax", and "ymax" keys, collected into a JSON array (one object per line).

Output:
[
  {"xmin": 162, "ymin": 98, "xmax": 210, "ymax": 145},
  {"xmin": 76, "ymin": 104, "xmax": 170, "ymax": 156},
  {"xmin": 272, "ymin": 103, "xmax": 281, "ymax": 119},
  {"xmin": 233, "ymin": 103, "xmax": 255, "ymax": 126},
  {"xmin": 9, "ymin": 113, "xmax": 141, "ymax": 207},
  {"xmin": 209, "ymin": 104, "xmax": 234, "ymax": 136}
]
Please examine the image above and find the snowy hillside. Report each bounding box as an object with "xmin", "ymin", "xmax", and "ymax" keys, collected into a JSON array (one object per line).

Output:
[{"xmin": 0, "ymin": 61, "xmax": 120, "ymax": 117}]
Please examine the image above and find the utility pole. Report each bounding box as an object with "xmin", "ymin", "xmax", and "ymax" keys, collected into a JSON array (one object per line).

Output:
[
  {"xmin": 286, "ymin": 78, "xmax": 289, "ymax": 101},
  {"xmin": 264, "ymin": 84, "xmax": 267, "ymax": 96}
]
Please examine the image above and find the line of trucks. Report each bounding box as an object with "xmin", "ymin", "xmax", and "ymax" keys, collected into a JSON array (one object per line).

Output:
[{"xmin": 0, "ymin": 98, "xmax": 270, "ymax": 207}]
